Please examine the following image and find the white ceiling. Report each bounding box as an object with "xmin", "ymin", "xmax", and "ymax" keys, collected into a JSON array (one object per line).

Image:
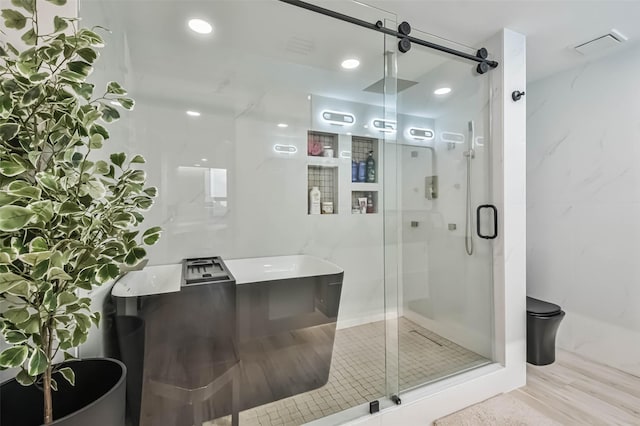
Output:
[
  {"xmin": 4, "ymin": 0, "xmax": 638, "ymax": 84},
  {"xmin": 84, "ymin": 0, "xmax": 488, "ymax": 119},
  {"xmin": 367, "ymin": 0, "xmax": 640, "ymax": 82},
  {"xmin": 79, "ymin": 0, "xmax": 640, "ymax": 122}
]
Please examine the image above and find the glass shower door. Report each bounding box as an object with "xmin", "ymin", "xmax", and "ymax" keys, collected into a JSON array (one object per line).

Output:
[
  {"xmin": 82, "ymin": 1, "xmax": 402, "ymax": 425},
  {"xmin": 393, "ymin": 28, "xmax": 495, "ymax": 393}
]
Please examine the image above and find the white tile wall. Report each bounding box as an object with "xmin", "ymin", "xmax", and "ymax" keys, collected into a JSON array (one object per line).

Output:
[
  {"xmin": 527, "ymin": 42, "xmax": 640, "ymax": 376},
  {"xmin": 398, "ymin": 71, "xmax": 495, "ymax": 359}
]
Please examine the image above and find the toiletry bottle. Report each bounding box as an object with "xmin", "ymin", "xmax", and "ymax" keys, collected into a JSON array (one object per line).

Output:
[
  {"xmin": 366, "ymin": 192, "xmax": 374, "ymax": 213},
  {"xmin": 366, "ymin": 151, "xmax": 376, "ymax": 183},
  {"xmin": 309, "ymin": 187, "xmax": 321, "ymax": 215},
  {"xmin": 352, "ymin": 161, "xmax": 358, "ymax": 182},
  {"xmin": 358, "ymin": 161, "xmax": 366, "ymax": 182},
  {"xmin": 358, "ymin": 197, "xmax": 367, "ymax": 214}
]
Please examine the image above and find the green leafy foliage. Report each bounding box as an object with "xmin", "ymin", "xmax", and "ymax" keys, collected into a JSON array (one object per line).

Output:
[
  {"xmin": 0, "ymin": 1, "xmax": 162, "ymax": 415},
  {"xmin": 0, "ymin": 345, "xmax": 28, "ymax": 368},
  {"xmin": 1, "ymin": 9, "xmax": 26, "ymax": 29},
  {"xmin": 0, "ymin": 205, "xmax": 35, "ymax": 231},
  {"xmin": 58, "ymin": 366, "xmax": 75, "ymax": 385}
]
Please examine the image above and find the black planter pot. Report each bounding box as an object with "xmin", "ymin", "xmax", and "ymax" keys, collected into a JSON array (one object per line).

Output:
[{"xmin": 0, "ymin": 358, "xmax": 126, "ymax": 426}]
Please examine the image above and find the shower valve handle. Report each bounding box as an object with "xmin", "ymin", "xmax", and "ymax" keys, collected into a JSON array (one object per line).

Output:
[{"xmin": 476, "ymin": 204, "xmax": 498, "ymax": 239}]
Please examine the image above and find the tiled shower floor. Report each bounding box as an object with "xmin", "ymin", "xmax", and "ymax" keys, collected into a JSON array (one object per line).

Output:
[{"xmin": 208, "ymin": 317, "xmax": 490, "ymax": 426}]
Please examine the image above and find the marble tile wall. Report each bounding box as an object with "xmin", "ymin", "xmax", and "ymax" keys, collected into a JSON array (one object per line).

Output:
[
  {"xmin": 399, "ymin": 76, "xmax": 495, "ymax": 358},
  {"xmin": 527, "ymin": 42, "xmax": 640, "ymax": 376},
  {"xmin": 96, "ymin": 97, "xmax": 388, "ymax": 326},
  {"xmin": 351, "ymin": 29, "xmax": 527, "ymax": 426},
  {"xmin": 81, "ymin": 9, "xmax": 391, "ymax": 327}
]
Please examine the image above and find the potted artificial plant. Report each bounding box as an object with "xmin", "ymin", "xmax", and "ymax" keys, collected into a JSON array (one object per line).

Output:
[{"xmin": 0, "ymin": 0, "xmax": 160, "ymax": 424}]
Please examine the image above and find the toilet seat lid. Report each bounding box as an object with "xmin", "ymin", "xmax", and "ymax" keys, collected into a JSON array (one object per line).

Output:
[{"xmin": 527, "ymin": 296, "xmax": 561, "ymax": 316}]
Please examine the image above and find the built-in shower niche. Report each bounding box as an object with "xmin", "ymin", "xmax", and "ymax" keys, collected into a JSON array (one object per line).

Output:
[
  {"xmin": 351, "ymin": 136, "xmax": 378, "ymax": 183},
  {"xmin": 307, "ymin": 130, "xmax": 339, "ymax": 214},
  {"xmin": 350, "ymin": 135, "xmax": 380, "ymax": 214},
  {"xmin": 351, "ymin": 190, "xmax": 378, "ymax": 214},
  {"xmin": 307, "ymin": 165, "xmax": 338, "ymax": 215},
  {"xmin": 307, "ymin": 130, "xmax": 338, "ymax": 158}
]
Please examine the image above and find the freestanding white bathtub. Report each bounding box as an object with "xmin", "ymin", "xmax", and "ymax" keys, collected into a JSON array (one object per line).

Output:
[
  {"xmin": 110, "ymin": 255, "xmax": 344, "ymax": 426},
  {"xmin": 224, "ymin": 254, "xmax": 344, "ymax": 284}
]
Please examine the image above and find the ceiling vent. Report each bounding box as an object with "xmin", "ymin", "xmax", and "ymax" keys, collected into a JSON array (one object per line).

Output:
[
  {"xmin": 285, "ymin": 36, "xmax": 315, "ymax": 56},
  {"xmin": 574, "ymin": 29, "xmax": 628, "ymax": 55}
]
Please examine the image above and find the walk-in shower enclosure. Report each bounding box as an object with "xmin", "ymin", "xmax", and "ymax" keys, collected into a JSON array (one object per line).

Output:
[{"xmin": 75, "ymin": 0, "xmax": 526, "ymax": 424}]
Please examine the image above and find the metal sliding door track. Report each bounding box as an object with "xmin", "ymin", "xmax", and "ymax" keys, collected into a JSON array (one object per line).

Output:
[{"xmin": 278, "ymin": 0, "xmax": 499, "ymax": 73}]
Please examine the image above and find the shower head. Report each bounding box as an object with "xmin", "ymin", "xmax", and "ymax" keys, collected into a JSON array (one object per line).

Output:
[
  {"xmin": 464, "ymin": 120, "xmax": 475, "ymax": 158},
  {"xmin": 468, "ymin": 121, "xmax": 475, "ymax": 150}
]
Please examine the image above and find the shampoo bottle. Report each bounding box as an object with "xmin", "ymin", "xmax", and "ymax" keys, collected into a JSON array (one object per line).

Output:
[
  {"xmin": 366, "ymin": 151, "xmax": 376, "ymax": 183},
  {"xmin": 358, "ymin": 161, "xmax": 366, "ymax": 182},
  {"xmin": 309, "ymin": 186, "xmax": 321, "ymax": 215}
]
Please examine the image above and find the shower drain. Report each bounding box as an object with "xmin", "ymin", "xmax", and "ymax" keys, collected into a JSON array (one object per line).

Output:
[{"xmin": 409, "ymin": 330, "xmax": 443, "ymax": 347}]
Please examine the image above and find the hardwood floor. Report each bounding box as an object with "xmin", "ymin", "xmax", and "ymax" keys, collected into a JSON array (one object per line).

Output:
[{"xmin": 510, "ymin": 350, "xmax": 640, "ymax": 425}]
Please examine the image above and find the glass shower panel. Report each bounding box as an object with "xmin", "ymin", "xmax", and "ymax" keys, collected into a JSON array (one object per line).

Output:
[
  {"xmin": 82, "ymin": 1, "xmax": 399, "ymax": 425},
  {"xmin": 381, "ymin": 24, "xmax": 400, "ymax": 403},
  {"xmin": 394, "ymin": 29, "xmax": 494, "ymax": 392}
]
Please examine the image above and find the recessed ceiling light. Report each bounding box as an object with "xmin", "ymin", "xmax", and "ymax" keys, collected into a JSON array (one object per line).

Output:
[
  {"xmin": 188, "ymin": 18, "xmax": 213, "ymax": 35},
  {"xmin": 434, "ymin": 87, "xmax": 452, "ymax": 95},
  {"xmin": 341, "ymin": 58, "xmax": 360, "ymax": 70},
  {"xmin": 201, "ymin": 158, "xmax": 208, "ymax": 162},
  {"xmin": 194, "ymin": 164, "xmax": 201, "ymax": 167},
  {"xmin": 186, "ymin": 110, "xmax": 201, "ymax": 117},
  {"xmin": 277, "ymin": 123, "xmax": 288, "ymax": 128}
]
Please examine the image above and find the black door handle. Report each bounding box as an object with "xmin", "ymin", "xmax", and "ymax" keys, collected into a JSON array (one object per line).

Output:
[{"xmin": 476, "ymin": 204, "xmax": 498, "ymax": 239}]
